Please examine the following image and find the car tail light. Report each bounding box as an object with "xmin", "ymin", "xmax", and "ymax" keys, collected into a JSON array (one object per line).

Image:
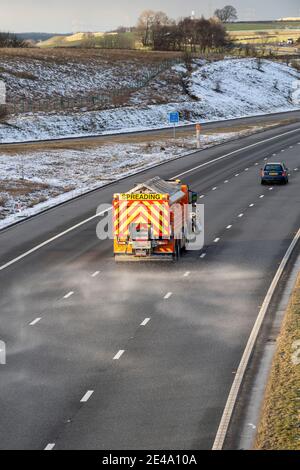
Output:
[{"xmin": 282, "ymin": 171, "xmax": 287, "ymax": 177}]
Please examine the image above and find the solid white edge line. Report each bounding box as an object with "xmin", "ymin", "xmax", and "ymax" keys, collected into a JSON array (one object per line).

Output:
[
  {"xmin": 0, "ymin": 208, "xmax": 111, "ymax": 273},
  {"xmin": 1, "ymin": 127, "xmax": 299, "ymax": 274},
  {"xmin": 172, "ymin": 127, "xmax": 300, "ymax": 179},
  {"xmin": 212, "ymin": 227, "xmax": 300, "ymax": 450},
  {"xmin": 80, "ymin": 390, "xmax": 94, "ymax": 403}
]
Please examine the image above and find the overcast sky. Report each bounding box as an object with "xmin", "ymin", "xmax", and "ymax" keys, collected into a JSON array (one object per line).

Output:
[{"xmin": 1, "ymin": 0, "xmax": 300, "ymax": 33}]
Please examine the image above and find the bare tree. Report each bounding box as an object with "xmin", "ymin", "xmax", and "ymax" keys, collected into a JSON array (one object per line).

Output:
[
  {"xmin": 178, "ymin": 17, "xmax": 197, "ymax": 52},
  {"xmin": 152, "ymin": 24, "xmax": 182, "ymax": 51},
  {"xmin": 137, "ymin": 10, "xmax": 172, "ymax": 47},
  {"xmin": 137, "ymin": 10, "xmax": 154, "ymax": 46},
  {"xmin": 256, "ymin": 57, "xmax": 264, "ymax": 72},
  {"xmin": 0, "ymin": 32, "xmax": 27, "ymax": 47},
  {"xmin": 214, "ymin": 5, "xmax": 238, "ymax": 23},
  {"xmin": 81, "ymin": 32, "xmax": 96, "ymax": 48},
  {"xmin": 152, "ymin": 16, "xmax": 230, "ymax": 52}
]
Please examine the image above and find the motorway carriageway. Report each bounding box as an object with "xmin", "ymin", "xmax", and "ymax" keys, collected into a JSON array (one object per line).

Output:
[{"xmin": 0, "ymin": 118, "xmax": 299, "ymax": 449}]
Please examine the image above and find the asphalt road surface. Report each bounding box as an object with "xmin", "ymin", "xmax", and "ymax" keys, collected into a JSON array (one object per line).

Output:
[{"xmin": 0, "ymin": 119, "xmax": 299, "ymax": 450}]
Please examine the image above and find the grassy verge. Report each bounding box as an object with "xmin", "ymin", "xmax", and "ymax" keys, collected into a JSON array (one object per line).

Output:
[
  {"xmin": 0, "ymin": 120, "xmax": 284, "ymax": 154},
  {"xmin": 255, "ymin": 273, "xmax": 300, "ymax": 450}
]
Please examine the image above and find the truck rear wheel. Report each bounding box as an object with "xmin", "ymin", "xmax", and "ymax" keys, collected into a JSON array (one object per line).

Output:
[{"xmin": 173, "ymin": 242, "xmax": 181, "ymax": 262}]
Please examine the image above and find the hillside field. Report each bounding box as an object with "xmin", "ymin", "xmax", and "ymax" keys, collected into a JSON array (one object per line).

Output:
[
  {"xmin": 227, "ymin": 21, "xmax": 300, "ymax": 31},
  {"xmin": 36, "ymin": 22, "xmax": 300, "ymax": 49},
  {"xmin": 0, "ymin": 56, "xmax": 299, "ymax": 143}
]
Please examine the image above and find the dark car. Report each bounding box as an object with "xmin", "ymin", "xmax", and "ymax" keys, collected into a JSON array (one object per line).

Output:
[{"xmin": 261, "ymin": 162, "xmax": 289, "ymax": 185}]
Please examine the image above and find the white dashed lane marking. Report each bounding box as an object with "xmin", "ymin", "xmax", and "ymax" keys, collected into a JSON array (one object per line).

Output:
[
  {"xmin": 29, "ymin": 318, "xmax": 42, "ymax": 326},
  {"xmin": 200, "ymin": 253, "xmax": 206, "ymax": 259},
  {"xmin": 91, "ymin": 271, "xmax": 100, "ymax": 277},
  {"xmin": 141, "ymin": 318, "xmax": 150, "ymax": 327},
  {"xmin": 183, "ymin": 271, "xmax": 191, "ymax": 277},
  {"xmin": 214, "ymin": 238, "xmax": 220, "ymax": 243},
  {"xmin": 45, "ymin": 444, "xmax": 55, "ymax": 451},
  {"xmin": 113, "ymin": 350, "xmax": 125, "ymax": 360},
  {"xmin": 80, "ymin": 391, "xmax": 94, "ymax": 403},
  {"xmin": 164, "ymin": 292, "xmax": 173, "ymax": 300},
  {"xmin": 63, "ymin": 291, "xmax": 74, "ymax": 299}
]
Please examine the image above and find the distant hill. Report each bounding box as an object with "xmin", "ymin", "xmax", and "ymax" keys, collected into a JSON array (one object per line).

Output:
[
  {"xmin": 16, "ymin": 32, "xmax": 70, "ymax": 42},
  {"xmin": 38, "ymin": 31, "xmax": 140, "ymax": 49},
  {"xmin": 38, "ymin": 32, "xmax": 106, "ymax": 47},
  {"xmin": 277, "ymin": 17, "xmax": 300, "ymax": 22}
]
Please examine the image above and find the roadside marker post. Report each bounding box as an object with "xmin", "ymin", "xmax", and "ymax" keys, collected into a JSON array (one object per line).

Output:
[
  {"xmin": 196, "ymin": 123, "xmax": 201, "ymax": 149},
  {"xmin": 169, "ymin": 112, "xmax": 179, "ymax": 139}
]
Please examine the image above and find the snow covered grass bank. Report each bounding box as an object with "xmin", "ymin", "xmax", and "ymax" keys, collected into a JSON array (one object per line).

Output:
[
  {"xmin": 0, "ymin": 58, "xmax": 299, "ymax": 143},
  {"xmin": 0, "ymin": 48, "xmax": 179, "ymax": 101},
  {"xmin": 0, "ymin": 123, "xmax": 276, "ymax": 230}
]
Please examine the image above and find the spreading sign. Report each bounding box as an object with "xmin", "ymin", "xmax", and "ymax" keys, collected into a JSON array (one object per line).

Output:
[{"xmin": 119, "ymin": 193, "xmax": 166, "ymax": 201}]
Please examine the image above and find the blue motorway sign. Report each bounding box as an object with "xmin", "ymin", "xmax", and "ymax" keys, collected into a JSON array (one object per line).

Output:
[{"xmin": 169, "ymin": 111, "xmax": 179, "ymax": 124}]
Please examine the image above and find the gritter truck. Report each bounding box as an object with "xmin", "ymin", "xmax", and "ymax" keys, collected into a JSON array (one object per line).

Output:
[{"xmin": 113, "ymin": 176, "xmax": 198, "ymax": 261}]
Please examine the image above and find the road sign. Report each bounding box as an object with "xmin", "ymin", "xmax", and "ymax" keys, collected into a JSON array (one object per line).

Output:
[{"xmin": 169, "ymin": 112, "xmax": 179, "ymax": 124}]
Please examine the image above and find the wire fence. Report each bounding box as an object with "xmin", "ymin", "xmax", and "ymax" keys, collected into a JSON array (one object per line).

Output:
[{"xmin": 6, "ymin": 58, "xmax": 182, "ymax": 115}]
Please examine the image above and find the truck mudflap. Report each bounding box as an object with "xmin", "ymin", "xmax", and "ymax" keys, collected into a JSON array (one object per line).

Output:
[{"xmin": 115, "ymin": 254, "xmax": 174, "ymax": 262}]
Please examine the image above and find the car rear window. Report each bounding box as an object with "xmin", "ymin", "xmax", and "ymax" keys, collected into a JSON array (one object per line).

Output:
[{"xmin": 264, "ymin": 164, "xmax": 283, "ymax": 171}]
